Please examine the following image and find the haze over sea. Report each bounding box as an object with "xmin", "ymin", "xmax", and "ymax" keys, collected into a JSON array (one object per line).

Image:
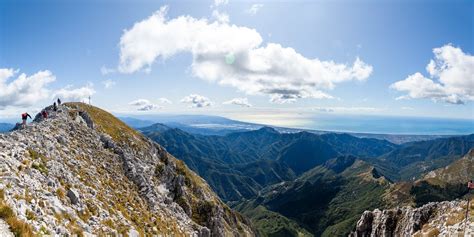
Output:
[{"xmin": 300, "ymin": 114, "xmax": 474, "ymax": 135}]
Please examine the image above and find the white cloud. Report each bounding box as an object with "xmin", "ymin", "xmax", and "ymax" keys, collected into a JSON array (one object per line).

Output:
[
  {"xmin": 181, "ymin": 94, "xmax": 213, "ymax": 108},
  {"xmin": 157, "ymin": 97, "xmax": 172, "ymax": 104},
  {"xmin": 312, "ymin": 106, "xmax": 383, "ymax": 113},
  {"xmin": 0, "ymin": 68, "xmax": 56, "ymax": 109},
  {"xmin": 401, "ymin": 106, "xmax": 414, "ymax": 110},
  {"xmin": 212, "ymin": 0, "xmax": 228, "ymax": 7},
  {"xmin": 223, "ymin": 97, "xmax": 252, "ymax": 107},
  {"xmin": 100, "ymin": 66, "xmax": 115, "ymax": 75},
  {"xmin": 245, "ymin": 4, "xmax": 263, "ymax": 15},
  {"xmin": 53, "ymin": 83, "xmax": 96, "ymax": 102},
  {"xmin": 129, "ymin": 99, "xmax": 160, "ymax": 111},
  {"xmin": 118, "ymin": 6, "xmax": 373, "ymax": 103},
  {"xmin": 391, "ymin": 44, "xmax": 474, "ymax": 104},
  {"xmin": 102, "ymin": 79, "xmax": 116, "ymax": 89},
  {"xmin": 212, "ymin": 10, "xmax": 229, "ymax": 23}
]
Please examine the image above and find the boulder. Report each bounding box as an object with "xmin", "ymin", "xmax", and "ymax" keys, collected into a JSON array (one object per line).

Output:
[{"xmin": 67, "ymin": 188, "xmax": 80, "ymax": 205}]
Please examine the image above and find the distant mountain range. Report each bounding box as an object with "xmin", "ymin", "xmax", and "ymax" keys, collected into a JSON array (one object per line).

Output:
[
  {"xmin": 371, "ymin": 134, "xmax": 474, "ymax": 181},
  {"xmin": 138, "ymin": 121, "xmax": 474, "ymax": 236},
  {"xmin": 119, "ymin": 115, "xmax": 452, "ymax": 144},
  {"xmin": 141, "ymin": 125, "xmax": 396, "ymax": 201},
  {"xmin": 0, "ymin": 123, "xmax": 14, "ymax": 132},
  {"xmin": 119, "ymin": 115, "xmax": 261, "ymax": 136}
]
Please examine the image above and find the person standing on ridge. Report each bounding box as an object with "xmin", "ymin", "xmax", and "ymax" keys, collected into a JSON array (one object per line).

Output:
[
  {"xmin": 465, "ymin": 180, "xmax": 474, "ymax": 233},
  {"xmin": 57, "ymin": 98, "xmax": 61, "ymax": 106},
  {"xmin": 41, "ymin": 110, "xmax": 48, "ymax": 119},
  {"xmin": 53, "ymin": 102, "xmax": 57, "ymax": 111},
  {"xmin": 21, "ymin": 112, "xmax": 32, "ymax": 128}
]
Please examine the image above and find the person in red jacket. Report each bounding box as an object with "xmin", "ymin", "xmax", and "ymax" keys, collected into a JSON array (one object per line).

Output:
[
  {"xmin": 41, "ymin": 110, "xmax": 48, "ymax": 119},
  {"xmin": 21, "ymin": 112, "xmax": 32, "ymax": 128}
]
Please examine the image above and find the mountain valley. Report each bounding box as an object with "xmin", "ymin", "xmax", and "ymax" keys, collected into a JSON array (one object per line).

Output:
[
  {"xmin": 0, "ymin": 104, "xmax": 472, "ymax": 236},
  {"xmin": 138, "ymin": 121, "xmax": 474, "ymax": 236}
]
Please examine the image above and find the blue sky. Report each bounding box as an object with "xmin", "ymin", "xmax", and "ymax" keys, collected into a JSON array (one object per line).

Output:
[{"xmin": 0, "ymin": 0, "xmax": 473, "ymax": 127}]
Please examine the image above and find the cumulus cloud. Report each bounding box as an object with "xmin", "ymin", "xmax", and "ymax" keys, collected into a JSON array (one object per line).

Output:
[
  {"xmin": 129, "ymin": 99, "xmax": 160, "ymax": 111},
  {"xmin": 157, "ymin": 97, "xmax": 172, "ymax": 104},
  {"xmin": 223, "ymin": 97, "xmax": 252, "ymax": 107},
  {"xmin": 0, "ymin": 68, "xmax": 56, "ymax": 109},
  {"xmin": 212, "ymin": 10, "xmax": 229, "ymax": 23},
  {"xmin": 118, "ymin": 6, "xmax": 373, "ymax": 103},
  {"xmin": 181, "ymin": 94, "xmax": 213, "ymax": 108},
  {"xmin": 391, "ymin": 45, "xmax": 474, "ymax": 104},
  {"xmin": 102, "ymin": 79, "xmax": 116, "ymax": 89},
  {"xmin": 53, "ymin": 83, "xmax": 96, "ymax": 102},
  {"xmin": 245, "ymin": 4, "xmax": 263, "ymax": 15}
]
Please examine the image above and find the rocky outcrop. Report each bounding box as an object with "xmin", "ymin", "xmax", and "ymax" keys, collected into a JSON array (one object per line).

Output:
[
  {"xmin": 350, "ymin": 199, "xmax": 474, "ymax": 237},
  {"xmin": 0, "ymin": 102, "xmax": 254, "ymax": 236}
]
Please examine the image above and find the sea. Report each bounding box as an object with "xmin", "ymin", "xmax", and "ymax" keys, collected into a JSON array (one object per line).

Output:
[{"xmin": 303, "ymin": 114, "xmax": 474, "ymax": 135}]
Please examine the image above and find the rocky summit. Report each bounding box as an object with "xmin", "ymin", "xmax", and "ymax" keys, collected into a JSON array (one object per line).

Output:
[{"xmin": 0, "ymin": 103, "xmax": 254, "ymax": 236}]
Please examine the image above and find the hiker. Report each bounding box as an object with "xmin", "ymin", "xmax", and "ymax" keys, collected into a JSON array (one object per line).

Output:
[
  {"xmin": 41, "ymin": 110, "xmax": 48, "ymax": 119},
  {"xmin": 53, "ymin": 102, "xmax": 57, "ymax": 111},
  {"xmin": 465, "ymin": 180, "xmax": 474, "ymax": 232},
  {"xmin": 21, "ymin": 112, "xmax": 32, "ymax": 128},
  {"xmin": 57, "ymin": 98, "xmax": 61, "ymax": 106}
]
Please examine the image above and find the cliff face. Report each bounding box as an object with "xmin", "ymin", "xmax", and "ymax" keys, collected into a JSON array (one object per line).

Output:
[
  {"xmin": 0, "ymin": 103, "xmax": 254, "ymax": 236},
  {"xmin": 350, "ymin": 199, "xmax": 474, "ymax": 237}
]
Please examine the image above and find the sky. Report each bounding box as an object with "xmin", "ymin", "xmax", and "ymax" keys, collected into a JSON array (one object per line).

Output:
[{"xmin": 0, "ymin": 0, "xmax": 473, "ymax": 127}]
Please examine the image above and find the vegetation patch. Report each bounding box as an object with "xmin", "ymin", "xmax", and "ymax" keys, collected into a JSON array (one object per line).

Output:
[
  {"xmin": 0, "ymin": 189, "xmax": 35, "ymax": 236},
  {"xmin": 65, "ymin": 102, "xmax": 146, "ymax": 147},
  {"xmin": 28, "ymin": 149, "xmax": 49, "ymax": 175},
  {"xmin": 31, "ymin": 162, "xmax": 48, "ymax": 175}
]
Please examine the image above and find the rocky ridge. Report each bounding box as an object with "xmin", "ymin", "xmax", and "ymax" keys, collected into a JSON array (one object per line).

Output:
[
  {"xmin": 350, "ymin": 198, "xmax": 474, "ymax": 236},
  {"xmin": 0, "ymin": 102, "xmax": 254, "ymax": 236}
]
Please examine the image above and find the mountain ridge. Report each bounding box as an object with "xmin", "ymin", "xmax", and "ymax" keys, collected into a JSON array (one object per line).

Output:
[{"xmin": 0, "ymin": 102, "xmax": 254, "ymax": 236}]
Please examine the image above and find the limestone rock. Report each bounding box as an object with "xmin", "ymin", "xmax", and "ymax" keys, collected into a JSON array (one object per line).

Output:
[{"xmin": 350, "ymin": 199, "xmax": 474, "ymax": 237}]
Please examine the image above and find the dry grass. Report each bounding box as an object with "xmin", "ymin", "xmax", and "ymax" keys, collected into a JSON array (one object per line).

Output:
[
  {"xmin": 56, "ymin": 188, "xmax": 66, "ymax": 200},
  {"xmin": 446, "ymin": 212, "xmax": 465, "ymax": 226},
  {"xmin": 77, "ymin": 208, "xmax": 91, "ymax": 223},
  {"xmin": 5, "ymin": 217, "xmax": 34, "ymax": 237},
  {"xmin": 424, "ymin": 227, "xmax": 440, "ymax": 237},
  {"xmin": 0, "ymin": 203, "xmax": 14, "ymax": 219},
  {"xmin": 65, "ymin": 102, "xmax": 146, "ymax": 146},
  {"xmin": 25, "ymin": 210, "xmax": 35, "ymax": 221},
  {"xmin": 0, "ymin": 189, "xmax": 35, "ymax": 236}
]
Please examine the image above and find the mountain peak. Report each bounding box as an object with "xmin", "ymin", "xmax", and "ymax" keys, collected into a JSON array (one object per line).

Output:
[
  {"xmin": 0, "ymin": 102, "xmax": 254, "ymax": 236},
  {"xmin": 257, "ymin": 126, "xmax": 278, "ymax": 134},
  {"xmin": 323, "ymin": 155, "xmax": 357, "ymax": 173}
]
